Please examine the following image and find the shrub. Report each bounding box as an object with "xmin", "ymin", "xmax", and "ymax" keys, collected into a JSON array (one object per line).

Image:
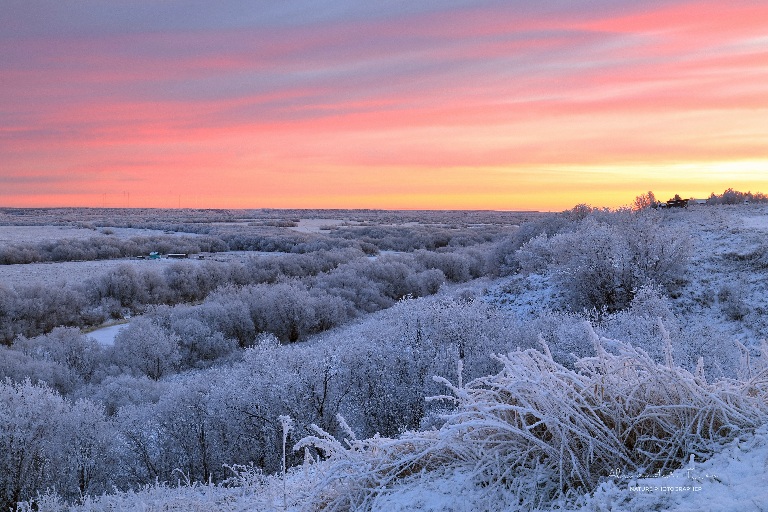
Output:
[
  {"xmin": 513, "ymin": 211, "xmax": 691, "ymax": 313},
  {"xmin": 110, "ymin": 318, "xmax": 181, "ymax": 380}
]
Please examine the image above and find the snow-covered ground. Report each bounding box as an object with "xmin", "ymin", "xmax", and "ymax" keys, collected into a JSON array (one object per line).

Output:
[
  {"xmin": 85, "ymin": 323, "xmax": 127, "ymax": 346},
  {"xmin": 288, "ymin": 218, "xmax": 347, "ymax": 233},
  {"xmin": 12, "ymin": 204, "xmax": 768, "ymax": 512},
  {"xmin": 35, "ymin": 425, "xmax": 768, "ymax": 512},
  {"xmin": 580, "ymin": 427, "xmax": 768, "ymax": 512},
  {"xmin": 0, "ymin": 258, "xmax": 169, "ymax": 288},
  {"xmin": 0, "ymin": 251, "xmax": 283, "ymax": 289},
  {"xmin": 0, "ymin": 225, "xmax": 189, "ymax": 244}
]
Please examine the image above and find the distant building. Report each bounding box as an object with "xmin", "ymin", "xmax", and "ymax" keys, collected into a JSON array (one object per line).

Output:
[{"xmin": 666, "ymin": 194, "xmax": 688, "ymax": 208}]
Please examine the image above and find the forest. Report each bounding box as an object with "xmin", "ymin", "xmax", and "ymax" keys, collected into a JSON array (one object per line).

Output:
[{"xmin": 2, "ymin": 190, "xmax": 768, "ymax": 511}]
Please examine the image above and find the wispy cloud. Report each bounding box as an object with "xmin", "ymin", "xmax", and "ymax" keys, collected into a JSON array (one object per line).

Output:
[{"xmin": 1, "ymin": 0, "xmax": 767, "ymax": 208}]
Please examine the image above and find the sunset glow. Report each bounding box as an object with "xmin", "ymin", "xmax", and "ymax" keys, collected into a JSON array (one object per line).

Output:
[{"xmin": 2, "ymin": 1, "xmax": 768, "ymax": 210}]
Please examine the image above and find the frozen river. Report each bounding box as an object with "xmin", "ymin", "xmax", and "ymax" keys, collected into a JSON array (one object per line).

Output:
[{"xmin": 85, "ymin": 323, "xmax": 126, "ymax": 346}]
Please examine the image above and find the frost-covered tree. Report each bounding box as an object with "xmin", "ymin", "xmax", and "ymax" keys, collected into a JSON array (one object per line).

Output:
[
  {"xmin": 0, "ymin": 379, "xmax": 111, "ymax": 508},
  {"xmin": 111, "ymin": 318, "xmax": 181, "ymax": 380},
  {"xmin": 633, "ymin": 190, "xmax": 657, "ymax": 210},
  {"xmin": 167, "ymin": 316, "xmax": 237, "ymax": 367}
]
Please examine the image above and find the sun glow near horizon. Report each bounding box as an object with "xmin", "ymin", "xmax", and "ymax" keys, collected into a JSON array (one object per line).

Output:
[{"xmin": 4, "ymin": 160, "xmax": 766, "ymax": 212}]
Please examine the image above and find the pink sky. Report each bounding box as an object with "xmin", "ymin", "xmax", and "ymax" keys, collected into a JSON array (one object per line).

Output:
[{"xmin": 1, "ymin": 0, "xmax": 767, "ymax": 210}]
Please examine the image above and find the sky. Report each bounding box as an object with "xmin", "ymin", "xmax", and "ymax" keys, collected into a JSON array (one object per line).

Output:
[{"xmin": 2, "ymin": 0, "xmax": 767, "ymax": 211}]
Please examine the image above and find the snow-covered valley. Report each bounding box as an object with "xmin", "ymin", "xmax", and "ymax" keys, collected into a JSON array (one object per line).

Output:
[{"xmin": 2, "ymin": 203, "xmax": 768, "ymax": 511}]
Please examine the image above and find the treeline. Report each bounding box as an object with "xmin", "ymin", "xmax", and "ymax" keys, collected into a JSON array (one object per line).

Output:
[
  {"xmin": 707, "ymin": 188, "xmax": 768, "ymax": 204},
  {"xmin": 0, "ymin": 235, "xmax": 229, "ymax": 265},
  {"xmin": 0, "ymin": 224, "xmax": 511, "ymax": 265}
]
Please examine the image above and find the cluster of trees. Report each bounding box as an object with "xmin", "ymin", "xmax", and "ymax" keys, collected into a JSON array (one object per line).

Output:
[
  {"xmin": 0, "ymin": 235, "xmax": 228, "ymax": 265},
  {"xmin": 0, "ymin": 297, "xmax": 519, "ymax": 508},
  {"xmin": 328, "ymin": 224, "xmax": 503, "ymax": 252},
  {"xmin": 0, "ymin": 244, "xmax": 490, "ymax": 345},
  {"xmin": 707, "ymin": 188, "xmax": 768, "ymax": 204},
  {"xmin": 0, "ymin": 249, "xmax": 356, "ymax": 343}
]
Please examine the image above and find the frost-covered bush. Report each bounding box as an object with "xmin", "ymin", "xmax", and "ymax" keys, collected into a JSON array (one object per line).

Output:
[
  {"xmin": 166, "ymin": 316, "xmax": 237, "ymax": 367},
  {"xmin": 110, "ymin": 318, "xmax": 181, "ymax": 380},
  {"xmin": 300, "ymin": 328, "xmax": 768, "ymax": 511},
  {"xmin": 490, "ymin": 214, "xmax": 575, "ymax": 275},
  {"xmin": 549, "ymin": 217, "xmax": 636, "ymax": 311},
  {"xmin": 515, "ymin": 232, "xmax": 552, "ymax": 274},
  {"xmin": 0, "ymin": 284, "xmax": 89, "ymax": 344},
  {"xmin": 76, "ymin": 373, "xmax": 167, "ymax": 416},
  {"xmin": 523, "ymin": 311, "xmax": 596, "ymax": 365},
  {"xmin": 718, "ymin": 281, "xmax": 750, "ymax": 321},
  {"xmin": 597, "ymin": 286, "xmax": 679, "ymax": 356},
  {"xmin": 595, "ymin": 286, "xmax": 741, "ymax": 378},
  {"xmin": 0, "ymin": 380, "xmax": 112, "ymax": 509},
  {"xmin": 13, "ymin": 328, "xmax": 102, "ymax": 383},
  {"xmin": 512, "ymin": 211, "xmax": 691, "ymax": 312}
]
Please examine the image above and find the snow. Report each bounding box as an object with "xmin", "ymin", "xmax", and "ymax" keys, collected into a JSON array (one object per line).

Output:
[
  {"xmin": 741, "ymin": 215, "xmax": 768, "ymax": 230},
  {"xmin": 349, "ymin": 429, "xmax": 768, "ymax": 512},
  {"xmin": 581, "ymin": 426, "xmax": 768, "ymax": 512},
  {"xmin": 288, "ymin": 218, "xmax": 346, "ymax": 233},
  {"xmin": 0, "ymin": 226, "xmax": 98, "ymax": 243},
  {"xmin": 0, "ymin": 258, "xmax": 161, "ymax": 288},
  {"xmin": 85, "ymin": 323, "xmax": 127, "ymax": 346},
  {"xmin": 44, "ymin": 426, "xmax": 768, "ymax": 511}
]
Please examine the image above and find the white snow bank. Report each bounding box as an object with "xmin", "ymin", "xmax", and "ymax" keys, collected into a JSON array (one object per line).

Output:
[
  {"xmin": 85, "ymin": 323, "xmax": 126, "ymax": 346},
  {"xmin": 288, "ymin": 218, "xmax": 345, "ymax": 233},
  {"xmin": 580, "ymin": 426, "xmax": 768, "ymax": 512},
  {"xmin": 742, "ymin": 215, "xmax": 768, "ymax": 231}
]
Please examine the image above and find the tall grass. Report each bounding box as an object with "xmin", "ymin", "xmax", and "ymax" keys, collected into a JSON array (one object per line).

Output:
[{"xmin": 299, "ymin": 323, "xmax": 768, "ymax": 511}]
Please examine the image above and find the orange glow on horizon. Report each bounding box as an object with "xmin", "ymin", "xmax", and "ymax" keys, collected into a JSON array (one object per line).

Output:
[{"xmin": 4, "ymin": 160, "xmax": 767, "ymax": 212}]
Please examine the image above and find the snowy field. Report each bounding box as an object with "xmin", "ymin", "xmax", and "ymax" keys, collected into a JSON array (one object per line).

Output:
[
  {"xmin": 0, "ymin": 251, "xmax": 282, "ymax": 289},
  {"xmin": 288, "ymin": 218, "xmax": 347, "ymax": 233},
  {"xmin": 0, "ymin": 258, "xmax": 171, "ymax": 288},
  {"xmin": 0, "ymin": 225, "xmax": 187, "ymax": 244}
]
